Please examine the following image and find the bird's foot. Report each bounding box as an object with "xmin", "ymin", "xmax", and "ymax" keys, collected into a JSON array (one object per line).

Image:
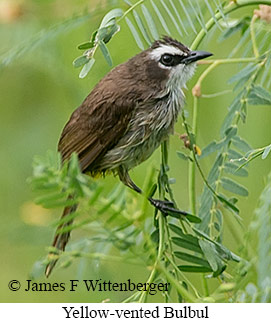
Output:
[{"xmin": 148, "ymin": 198, "xmax": 188, "ymax": 217}]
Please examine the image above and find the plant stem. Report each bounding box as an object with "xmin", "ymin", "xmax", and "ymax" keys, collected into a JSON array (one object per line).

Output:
[
  {"xmin": 138, "ymin": 203, "xmax": 165, "ymax": 303},
  {"xmin": 165, "ymin": 252, "xmax": 201, "ymax": 299},
  {"xmin": 118, "ymin": 0, "xmax": 145, "ymax": 22},
  {"xmin": 188, "ymin": 53, "xmax": 264, "ymax": 214},
  {"xmin": 190, "ymin": 0, "xmax": 271, "ymax": 50},
  {"xmin": 158, "ymin": 264, "xmax": 198, "ymax": 302},
  {"xmin": 188, "ymin": 96, "xmax": 198, "ymax": 215},
  {"xmin": 198, "ymin": 57, "xmax": 261, "ymax": 65},
  {"xmin": 202, "ymin": 274, "xmax": 210, "ymax": 297},
  {"xmin": 250, "ymin": 14, "xmax": 260, "ymax": 58},
  {"xmin": 138, "ymin": 142, "xmax": 168, "ymax": 303}
]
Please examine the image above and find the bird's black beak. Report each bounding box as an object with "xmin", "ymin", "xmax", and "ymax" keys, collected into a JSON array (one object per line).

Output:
[{"xmin": 183, "ymin": 50, "xmax": 213, "ymax": 65}]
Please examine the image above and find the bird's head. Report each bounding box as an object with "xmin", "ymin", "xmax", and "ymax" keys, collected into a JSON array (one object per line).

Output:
[{"xmin": 147, "ymin": 36, "xmax": 212, "ymax": 89}]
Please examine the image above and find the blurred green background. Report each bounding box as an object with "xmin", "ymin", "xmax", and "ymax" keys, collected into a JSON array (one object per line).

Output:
[{"xmin": 1, "ymin": 0, "xmax": 271, "ymax": 302}]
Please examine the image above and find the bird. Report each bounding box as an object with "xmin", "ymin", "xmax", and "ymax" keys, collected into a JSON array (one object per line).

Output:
[{"xmin": 45, "ymin": 36, "xmax": 212, "ymax": 277}]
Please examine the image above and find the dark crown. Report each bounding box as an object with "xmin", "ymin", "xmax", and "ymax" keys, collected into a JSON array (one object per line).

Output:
[{"xmin": 151, "ymin": 36, "xmax": 190, "ymax": 54}]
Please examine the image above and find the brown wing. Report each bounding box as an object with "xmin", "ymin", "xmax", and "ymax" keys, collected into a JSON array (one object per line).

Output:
[
  {"xmin": 58, "ymin": 49, "xmax": 168, "ymax": 172},
  {"xmin": 58, "ymin": 67, "xmax": 135, "ymax": 172}
]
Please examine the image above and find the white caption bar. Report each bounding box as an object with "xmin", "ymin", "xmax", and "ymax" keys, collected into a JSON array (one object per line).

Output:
[{"xmin": 1, "ymin": 303, "xmax": 270, "ymax": 322}]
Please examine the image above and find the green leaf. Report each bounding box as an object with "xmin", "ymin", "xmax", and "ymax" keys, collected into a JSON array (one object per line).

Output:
[
  {"xmin": 232, "ymin": 135, "xmax": 252, "ymax": 153},
  {"xmin": 168, "ymin": 223, "xmax": 186, "ymax": 237},
  {"xmin": 199, "ymin": 240, "xmax": 226, "ymax": 275},
  {"xmin": 151, "ymin": 0, "xmax": 170, "ymax": 34},
  {"xmin": 34, "ymin": 191, "xmax": 68, "ymax": 206},
  {"xmin": 177, "ymin": 151, "xmax": 192, "ymax": 161},
  {"xmin": 221, "ymin": 90, "xmax": 245, "ymax": 135},
  {"xmin": 224, "ymin": 162, "xmax": 248, "ymax": 177},
  {"xmin": 204, "ymin": 0, "xmax": 221, "ymax": 31},
  {"xmin": 97, "ymin": 27, "xmax": 110, "ymax": 42},
  {"xmin": 54, "ymin": 211, "xmax": 80, "ymax": 227},
  {"xmin": 166, "ymin": 208, "xmax": 194, "ymax": 220},
  {"xmin": 199, "ymin": 240, "xmax": 217, "ymax": 271},
  {"xmin": 240, "ymin": 101, "xmax": 247, "ymax": 123},
  {"xmin": 124, "ymin": 0, "xmax": 133, "ymax": 5},
  {"xmin": 77, "ymin": 41, "xmax": 94, "ymax": 50},
  {"xmin": 197, "ymin": 188, "xmax": 213, "ymax": 233},
  {"xmin": 125, "ymin": 17, "xmax": 144, "ymax": 50},
  {"xmin": 262, "ymin": 144, "xmax": 271, "ymax": 159},
  {"xmin": 198, "ymin": 154, "xmax": 224, "ymax": 233},
  {"xmin": 29, "ymin": 259, "xmax": 46, "ymax": 279},
  {"xmin": 99, "ymin": 40, "xmax": 113, "ymax": 66},
  {"xmin": 90, "ymin": 30, "xmax": 98, "ymax": 43},
  {"xmin": 150, "ymin": 229, "xmax": 159, "ymax": 243},
  {"xmin": 186, "ymin": 0, "xmax": 204, "ymax": 33},
  {"xmin": 248, "ymin": 85, "xmax": 271, "ymax": 106},
  {"xmin": 169, "ymin": 0, "xmax": 187, "ymax": 35},
  {"xmin": 199, "ymin": 141, "xmax": 221, "ymax": 159},
  {"xmin": 178, "ymin": 0, "xmax": 197, "ymax": 33},
  {"xmin": 160, "ymin": 0, "xmax": 183, "ymax": 36},
  {"xmin": 73, "ymin": 55, "xmax": 89, "ymax": 68},
  {"xmin": 147, "ymin": 183, "xmax": 157, "ymax": 198},
  {"xmin": 141, "ymin": 4, "xmax": 159, "ymax": 40},
  {"xmin": 228, "ymin": 64, "xmax": 257, "ymax": 85},
  {"xmin": 172, "ymin": 237, "xmax": 203, "ymax": 254},
  {"xmin": 178, "ymin": 265, "xmax": 212, "ymax": 273},
  {"xmin": 255, "ymin": 173, "xmax": 271, "ymax": 290},
  {"xmin": 79, "ymin": 58, "xmax": 95, "ymax": 78},
  {"xmin": 133, "ymin": 10, "xmax": 151, "ymax": 45},
  {"xmin": 228, "ymin": 149, "xmax": 244, "ymax": 163},
  {"xmin": 219, "ymin": 17, "xmax": 250, "ymax": 41},
  {"xmin": 225, "ymin": 126, "xmax": 238, "ymax": 140},
  {"xmin": 104, "ymin": 24, "xmax": 120, "ymax": 44},
  {"xmin": 208, "ymin": 153, "xmax": 223, "ymax": 184},
  {"xmin": 193, "ymin": 228, "xmax": 241, "ymax": 262},
  {"xmin": 217, "ymin": 194, "xmax": 240, "ymax": 214},
  {"xmin": 174, "ymin": 251, "xmax": 210, "ymax": 267},
  {"xmin": 100, "ymin": 8, "xmax": 123, "ymax": 28},
  {"xmin": 186, "ymin": 214, "xmax": 201, "ymax": 223},
  {"xmin": 97, "ymin": 25, "xmax": 120, "ymax": 44},
  {"xmin": 221, "ymin": 177, "xmax": 248, "ymax": 197},
  {"xmin": 68, "ymin": 153, "xmax": 80, "ymax": 176}
]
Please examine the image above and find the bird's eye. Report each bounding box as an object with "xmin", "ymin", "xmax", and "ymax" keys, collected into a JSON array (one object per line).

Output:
[{"xmin": 160, "ymin": 54, "xmax": 174, "ymax": 66}]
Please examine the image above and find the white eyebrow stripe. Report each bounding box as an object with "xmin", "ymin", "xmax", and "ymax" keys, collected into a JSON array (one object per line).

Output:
[{"xmin": 149, "ymin": 44, "xmax": 187, "ymax": 61}]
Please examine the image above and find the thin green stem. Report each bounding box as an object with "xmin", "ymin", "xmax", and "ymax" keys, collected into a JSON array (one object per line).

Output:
[
  {"xmin": 118, "ymin": 0, "xmax": 145, "ymax": 22},
  {"xmin": 188, "ymin": 96, "xmax": 198, "ymax": 215},
  {"xmin": 201, "ymin": 90, "xmax": 232, "ymax": 98},
  {"xmin": 190, "ymin": 0, "xmax": 271, "ymax": 50},
  {"xmin": 138, "ymin": 142, "xmax": 168, "ymax": 303},
  {"xmin": 182, "ymin": 112, "xmax": 217, "ymax": 198},
  {"xmin": 199, "ymin": 56, "xmax": 262, "ymax": 65},
  {"xmin": 138, "ymin": 203, "xmax": 165, "ymax": 303},
  {"xmin": 188, "ymin": 55, "xmax": 263, "ymax": 216},
  {"xmin": 251, "ymin": 14, "xmax": 260, "ymax": 58},
  {"xmin": 165, "ymin": 252, "xmax": 201, "ymax": 299},
  {"xmin": 122, "ymin": 291, "xmax": 141, "ymax": 303},
  {"xmin": 158, "ymin": 264, "xmax": 198, "ymax": 302},
  {"xmin": 202, "ymin": 275, "xmax": 210, "ymax": 297}
]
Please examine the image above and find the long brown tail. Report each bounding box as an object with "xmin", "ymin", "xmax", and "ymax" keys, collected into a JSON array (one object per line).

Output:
[{"xmin": 45, "ymin": 203, "xmax": 78, "ymax": 277}]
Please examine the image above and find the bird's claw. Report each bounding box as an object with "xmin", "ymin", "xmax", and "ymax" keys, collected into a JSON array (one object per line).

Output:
[{"xmin": 148, "ymin": 198, "xmax": 188, "ymax": 217}]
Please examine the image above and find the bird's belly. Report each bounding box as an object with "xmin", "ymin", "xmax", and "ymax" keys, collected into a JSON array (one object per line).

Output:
[
  {"xmin": 97, "ymin": 93, "xmax": 182, "ymax": 172},
  {"xmin": 99, "ymin": 127, "xmax": 170, "ymax": 171}
]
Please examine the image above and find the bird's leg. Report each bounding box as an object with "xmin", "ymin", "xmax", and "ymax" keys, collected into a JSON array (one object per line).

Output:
[
  {"xmin": 118, "ymin": 166, "xmax": 188, "ymax": 216},
  {"xmin": 118, "ymin": 165, "xmax": 142, "ymax": 194}
]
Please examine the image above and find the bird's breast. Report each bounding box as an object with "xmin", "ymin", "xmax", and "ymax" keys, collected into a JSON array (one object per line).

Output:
[{"xmin": 97, "ymin": 89, "xmax": 184, "ymax": 171}]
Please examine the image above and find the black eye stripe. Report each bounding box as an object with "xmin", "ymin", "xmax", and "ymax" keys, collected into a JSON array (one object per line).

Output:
[{"xmin": 160, "ymin": 54, "xmax": 186, "ymax": 67}]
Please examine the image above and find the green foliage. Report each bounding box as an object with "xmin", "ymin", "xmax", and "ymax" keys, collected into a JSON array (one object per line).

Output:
[
  {"xmin": 256, "ymin": 173, "xmax": 271, "ymax": 302},
  {"xmin": 26, "ymin": 0, "xmax": 271, "ymax": 303},
  {"xmin": 235, "ymin": 173, "xmax": 271, "ymax": 302}
]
